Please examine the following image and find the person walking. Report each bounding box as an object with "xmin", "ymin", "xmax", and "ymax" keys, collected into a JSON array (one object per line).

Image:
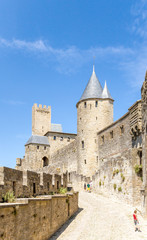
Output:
[
  {"xmin": 87, "ymin": 183, "xmax": 90, "ymax": 192},
  {"xmin": 133, "ymin": 210, "xmax": 141, "ymax": 232}
]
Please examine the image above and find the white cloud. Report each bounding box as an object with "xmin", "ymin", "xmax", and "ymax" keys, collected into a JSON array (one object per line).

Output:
[
  {"xmin": 2, "ymin": 100, "xmax": 25, "ymax": 105},
  {"xmin": 0, "ymin": 35, "xmax": 145, "ymax": 89},
  {"xmin": 131, "ymin": 0, "xmax": 147, "ymax": 38},
  {"xmin": 0, "ymin": 37, "xmax": 133, "ymax": 75}
]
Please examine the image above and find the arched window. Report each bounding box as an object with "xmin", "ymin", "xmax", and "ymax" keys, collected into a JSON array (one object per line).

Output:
[{"xmin": 42, "ymin": 157, "xmax": 49, "ymax": 167}]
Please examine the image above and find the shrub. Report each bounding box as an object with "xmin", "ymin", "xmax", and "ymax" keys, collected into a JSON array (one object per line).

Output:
[
  {"xmin": 116, "ymin": 169, "xmax": 119, "ymax": 174},
  {"xmin": 121, "ymin": 173, "xmax": 125, "ymax": 182},
  {"xmin": 113, "ymin": 184, "xmax": 117, "ymax": 190},
  {"xmin": 2, "ymin": 191, "xmax": 15, "ymax": 203},
  {"xmin": 102, "ymin": 182, "xmax": 104, "ymax": 186},
  {"xmin": 134, "ymin": 164, "xmax": 142, "ymax": 175},
  {"xmin": 59, "ymin": 188, "xmax": 67, "ymax": 194},
  {"xmin": 99, "ymin": 181, "xmax": 101, "ymax": 186},
  {"xmin": 118, "ymin": 187, "xmax": 122, "ymax": 192},
  {"xmin": 104, "ymin": 176, "xmax": 106, "ymax": 179}
]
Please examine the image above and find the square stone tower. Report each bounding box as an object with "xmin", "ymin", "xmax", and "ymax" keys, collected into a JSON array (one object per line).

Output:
[{"xmin": 32, "ymin": 103, "xmax": 51, "ymax": 136}]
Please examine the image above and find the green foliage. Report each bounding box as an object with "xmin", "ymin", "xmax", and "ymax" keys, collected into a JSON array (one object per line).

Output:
[
  {"xmin": 113, "ymin": 169, "xmax": 119, "ymax": 176},
  {"xmin": 99, "ymin": 181, "xmax": 101, "ymax": 186},
  {"xmin": 59, "ymin": 187, "xmax": 67, "ymax": 194},
  {"xmin": 118, "ymin": 187, "xmax": 122, "ymax": 192},
  {"xmin": 102, "ymin": 182, "xmax": 104, "ymax": 186},
  {"xmin": 121, "ymin": 173, "xmax": 125, "ymax": 182},
  {"xmin": 2, "ymin": 191, "xmax": 15, "ymax": 203},
  {"xmin": 134, "ymin": 164, "xmax": 142, "ymax": 175},
  {"xmin": 104, "ymin": 176, "xmax": 106, "ymax": 179},
  {"xmin": 113, "ymin": 183, "xmax": 117, "ymax": 190}
]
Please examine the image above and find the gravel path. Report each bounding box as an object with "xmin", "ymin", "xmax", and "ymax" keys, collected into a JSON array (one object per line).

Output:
[{"xmin": 50, "ymin": 191, "xmax": 147, "ymax": 240}]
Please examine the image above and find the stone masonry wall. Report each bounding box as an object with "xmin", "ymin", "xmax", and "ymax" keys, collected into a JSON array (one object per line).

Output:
[
  {"xmin": 46, "ymin": 132, "xmax": 76, "ymax": 156},
  {"xmin": 16, "ymin": 144, "xmax": 50, "ymax": 171},
  {"xmin": 77, "ymin": 98, "xmax": 113, "ymax": 177},
  {"xmin": 0, "ymin": 167, "xmax": 66, "ymax": 202},
  {"xmin": 92, "ymin": 112, "xmax": 142, "ymax": 205},
  {"xmin": 41, "ymin": 140, "xmax": 77, "ymax": 175},
  {"xmin": 0, "ymin": 192, "xmax": 79, "ymax": 240}
]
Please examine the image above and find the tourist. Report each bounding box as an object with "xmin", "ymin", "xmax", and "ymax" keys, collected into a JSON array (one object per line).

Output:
[
  {"xmin": 133, "ymin": 210, "xmax": 141, "ymax": 232},
  {"xmin": 87, "ymin": 183, "xmax": 90, "ymax": 192}
]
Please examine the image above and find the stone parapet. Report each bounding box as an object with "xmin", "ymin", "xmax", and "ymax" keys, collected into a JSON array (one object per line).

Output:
[
  {"xmin": 0, "ymin": 167, "xmax": 67, "ymax": 201},
  {"xmin": 0, "ymin": 192, "xmax": 79, "ymax": 240}
]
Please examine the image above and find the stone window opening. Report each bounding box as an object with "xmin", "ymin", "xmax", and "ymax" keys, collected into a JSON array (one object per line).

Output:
[
  {"xmin": 110, "ymin": 131, "xmax": 113, "ymax": 139},
  {"xmin": 43, "ymin": 156, "xmax": 49, "ymax": 167},
  {"xmin": 28, "ymin": 146, "xmax": 29, "ymax": 149},
  {"xmin": 67, "ymin": 137, "xmax": 70, "ymax": 142},
  {"xmin": 57, "ymin": 181, "xmax": 59, "ymax": 190},
  {"xmin": 90, "ymin": 104, "xmax": 92, "ymax": 109},
  {"xmin": 95, "ymin": 101, "xmax": 98, "ymax": 107},
  {"xmin": 37, "ymin": 146, "xmax": 39, "ymax": 149},
  {"xmin": 33, "ymin": 183, "xmax": 36, "ymax": 194},
  {"xmin": 53, "ymin": 136, "xmax": 56, "ymax": 140},
  {"xmin": 80, "ymin": 118, "xmax": 82, "ymax": 120},
  {"xmin": 47, "ymin": 182, "xmax": 50, "ymax": 191},
  {"xmin": 82, "ymin": 140, "xmax": 84, "ymax": 148},
  {"xmin": 13, "ymin": 181, "xmax": 16, "ymax": 195},
  {"xmin": 60, "ymin": 137, "xmax": 63, "ymax": 141},
  {"xmin": 82, "ymin": 130, "xmax": 83, "ymax": 133},
  {"xmin": 96, "ymin": 117, "xmax": 97, "ymax": 120},
  {"xmin": 120, "ymin": 125, "xmax": 124, "ymax": 135},
  {"xmin": 96, "ymin": 156, "xmax": 99, "ymax": 163},
  {"xmin": 69, "ymin": 173, "xmax": 71, "ymax": 182},
  {"xmin": 84, "ymin": 159, "xmax": 87, "ymax": 164},
  {"xmin": 44, "ymin": 146, "xmax": 46, "ymax": 150},
  {"xmin": 84, "ymin": 102, "xmax": 87, "ymax": 108},
  {"xmin": 138, "ymin": 151, "xmax": 142, "ymax": 165},
  {"xmin": 101, "ymin": 135, "xmax": 104, "ymax": 143},
  {"xmin": 95, "ymin": 139, "xmax": 96, "ymax": 143}
]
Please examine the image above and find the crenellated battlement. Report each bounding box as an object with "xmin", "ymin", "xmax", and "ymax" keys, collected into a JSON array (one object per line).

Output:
[
  {"xmin": 32, "ymin": 103, "xmax": 51, "ymax": 135},
  {"xmin": 0, "ymin": 167, "xmax": 67, "ymax": 201},
  {"xmin": 33, "ymin": 103, "xmax": 51, "ymax": 111}
]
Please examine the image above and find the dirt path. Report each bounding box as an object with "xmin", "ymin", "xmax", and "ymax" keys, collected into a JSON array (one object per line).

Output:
[{"xmin": 50, "ymin": 191, "xmax": 147, "ymax": 240}]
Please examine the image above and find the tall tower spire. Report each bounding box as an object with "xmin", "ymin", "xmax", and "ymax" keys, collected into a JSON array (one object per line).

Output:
[
  {"xmin": 93, "ymin": 64, "xmax": 95, "ymax": 73},
  {"xmin": 93, "ymin": 56, "xmax": 95, "ymax": 73}
]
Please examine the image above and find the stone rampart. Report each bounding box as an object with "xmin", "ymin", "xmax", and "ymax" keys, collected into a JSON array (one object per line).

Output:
[
  {"xmin": 92, "ymin": 111, "xmax": 143, "ymax": 205},
  {"xmin": 0, "ymin": 167, "xmax": 67, "ymax": 201},
  {"xmin": 0, "ymin": 192, "xmax": 78, "ymax": 240}
]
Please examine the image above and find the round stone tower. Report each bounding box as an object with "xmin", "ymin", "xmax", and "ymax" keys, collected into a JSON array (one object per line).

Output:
[{"xmin": 76, "ymin": 66, "xmax": 114, "ymax": 177}]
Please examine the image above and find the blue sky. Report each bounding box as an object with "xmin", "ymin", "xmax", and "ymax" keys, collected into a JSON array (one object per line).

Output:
[{"xmin": 0, "ymin": 0, "xmax": 147, "ymax": 168}]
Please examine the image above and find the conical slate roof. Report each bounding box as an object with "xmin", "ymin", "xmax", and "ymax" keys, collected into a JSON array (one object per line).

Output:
[
  {"xmin": 79, "ymin": 66, "xmax": 103, "ymax": 101},
  {"xmin": 101, "ymin": 81, "xmax": 113, "ymax": 100}
]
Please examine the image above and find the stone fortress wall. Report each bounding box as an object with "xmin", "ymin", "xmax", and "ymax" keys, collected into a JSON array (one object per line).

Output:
[
  {"xmin": 91, "ymin": 103, "xmax": 143, "ymax": 206},
  {"xmin": 45, "ymin": 131, "xmax": 76, "ymax": 156},
  {"xmin": 11, "ymin": 69, "xmax": 147, "ymax": 218},
  {"xmin": 0, "ymin": 167, "xmax": 67, "ymax": 202},
  {"xmin": 0, "ymin": 192, "xmax": 78, "ymax": 240}
]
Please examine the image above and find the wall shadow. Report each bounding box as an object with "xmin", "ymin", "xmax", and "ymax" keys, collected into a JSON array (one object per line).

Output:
[{"xmin": 49, "ymin": 207, "xmax": 83, "ymax": 240}]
